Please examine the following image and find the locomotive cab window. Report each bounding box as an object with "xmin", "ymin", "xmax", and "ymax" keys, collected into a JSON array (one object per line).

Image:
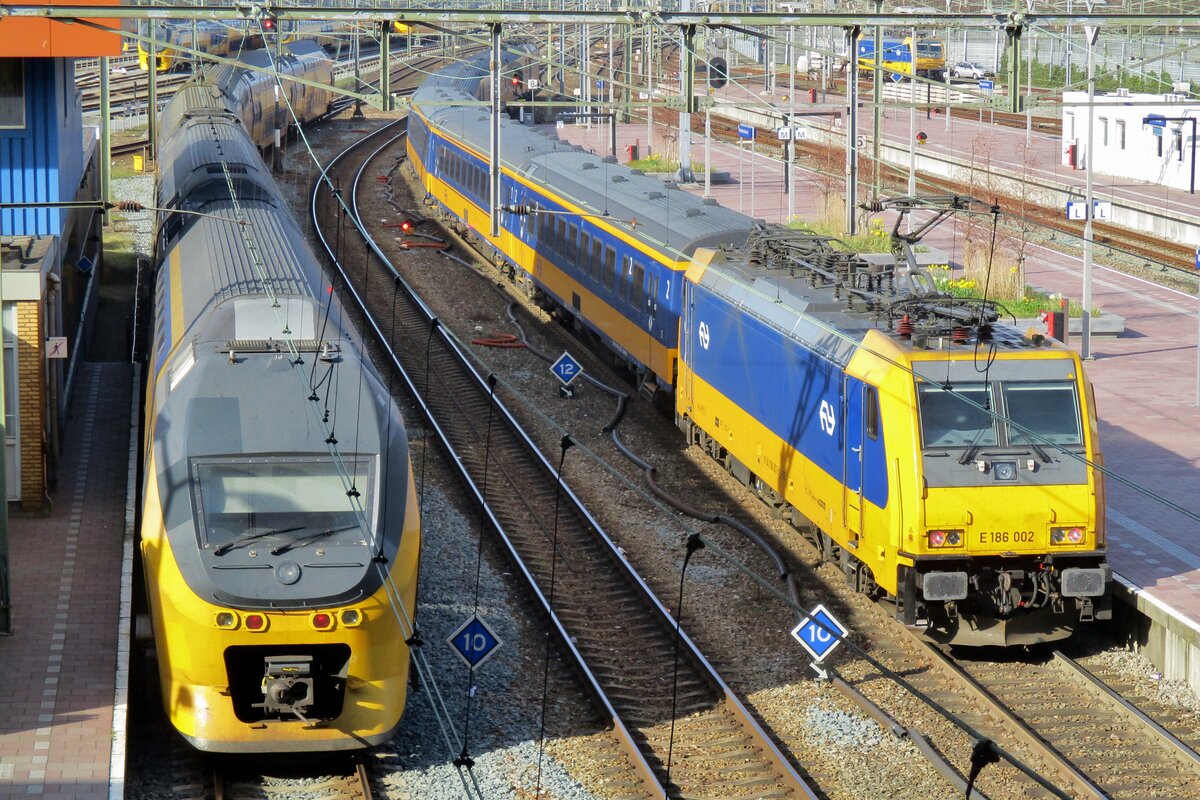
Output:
[
  {"xmin": 917, "ymin": 383, "xmax": 996, "ymax": 448},
  {"xmin": 1002, "ymin": 382, "xmax": 1082, "ymax": 446},
  {"xmin": 192, "ymin": 455, "xmax": 375, "ymax": 552},
  {"xmin": 865, "ymin": 386, "xmax": 879, "ymax": 440}
]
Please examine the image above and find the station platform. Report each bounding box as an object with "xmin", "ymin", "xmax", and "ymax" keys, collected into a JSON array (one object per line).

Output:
[
  {"xmin": 552, "ymin": 111, "xmax": 1200, "ymax": 677},
  {"xmin": 0, "ymin": 363, "xmax": 136, "ymax": 800}
]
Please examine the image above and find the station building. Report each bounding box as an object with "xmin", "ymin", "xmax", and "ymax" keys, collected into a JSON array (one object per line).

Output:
[
  {"xmin": 0, "ymin": 0, "xmax": 121, "ymax": 508},
  {"xmin": 1062, "ymin": 89, "xmax": 1200, "ymax": 194}
]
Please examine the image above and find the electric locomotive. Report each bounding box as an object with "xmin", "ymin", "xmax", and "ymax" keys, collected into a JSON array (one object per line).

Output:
[
  {"xmin": 142, "ymin": 49, "xmax": 420, "ymax": 752},
  {"xmin": 408, "ymin": 55, "xmax": 1110, "ymax": 645}
]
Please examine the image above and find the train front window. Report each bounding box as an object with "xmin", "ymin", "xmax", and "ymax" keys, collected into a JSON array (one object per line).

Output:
[
  {"xmin": 918, "ymin": 384, "xmax": 997, "ymax": 448},
  {"xmin": 193, "ymin": 456, "xmax": 374, "ymax": 551},
  {"xmin": 1003, "ymin": 382, "xmax": 1082, "ymax": 446}
]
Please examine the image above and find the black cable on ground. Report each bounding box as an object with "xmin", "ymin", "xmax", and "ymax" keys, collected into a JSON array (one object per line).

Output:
[{"xmin": 664, "ymin": 532, "xmax": 705, "ymax": 799}]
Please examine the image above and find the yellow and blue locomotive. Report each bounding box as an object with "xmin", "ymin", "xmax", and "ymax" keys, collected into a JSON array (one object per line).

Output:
[
  {"xmin": 142, "ymin": 48, "xmax": 420, "ymax": 752},
  {"xmin": 409, "ymin": 54, "xmax": 1110, "ymax": 645}
]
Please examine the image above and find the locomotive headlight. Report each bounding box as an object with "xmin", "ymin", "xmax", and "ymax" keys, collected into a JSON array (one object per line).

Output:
[
  {"xmin": 927, "ymin": 529, "xmax": 963, "ymax": 548},
  {"xmin": 340, "ymin": 609, "xmax": 362, "ymax": 627},
  {"xmin": 993, "ymin": 461, "xmax": 1018, "ymax": 482},
  {"xmin": 1051, "ymin": 526, "xmax": 1086, "ymax": 545},
  {"xmin": 215, "ymin": 611, "xmax": 240, "ymax": 629}
]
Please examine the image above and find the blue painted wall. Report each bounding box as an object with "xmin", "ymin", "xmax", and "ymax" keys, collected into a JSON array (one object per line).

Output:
[{"xmin": 1, "ymin": 58, "xmax": 84, "ymax": 237}]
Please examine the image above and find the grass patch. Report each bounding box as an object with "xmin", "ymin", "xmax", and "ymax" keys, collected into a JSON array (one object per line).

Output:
[
  {"xmin": 929, "ymin": 266, "xmax": 1085, "ymax": 317},
  {"xmin": 784, "ymin": 218, "xmax": 892, "ymax": 254},
  {"xmin": 627, "ymin": 154, "xmax": 711, "ymax": 174}
]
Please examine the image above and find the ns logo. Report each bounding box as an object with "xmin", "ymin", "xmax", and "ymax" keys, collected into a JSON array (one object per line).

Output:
[{"xmin": 818, "ymin": 400, "xmax": 836, "ymax": 436}]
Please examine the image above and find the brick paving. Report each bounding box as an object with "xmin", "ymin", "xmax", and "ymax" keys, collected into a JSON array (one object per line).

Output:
[
  {"xmin": 0, "ymin": 363, "xmax": 133, "ymax": 800},
  {"xmin": 553, "ymin": 111, "xmax": 1200, "ymax": 616}
]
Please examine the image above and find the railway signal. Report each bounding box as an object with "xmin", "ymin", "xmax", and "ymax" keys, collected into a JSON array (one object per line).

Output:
[{"xmin": 708, "ymin": 56, "xmax": 728, "ymax": 89}]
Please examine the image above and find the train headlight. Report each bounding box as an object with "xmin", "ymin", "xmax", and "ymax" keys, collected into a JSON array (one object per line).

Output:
[
  {"xmin": 340, "ymin": 609, "xmax": 362, "ymax": 627},
  {"xmin": 927, "ymin": 529, "xmax": 963, "ymax": 548},
  {"xmin": 244, "ymin": 613, "xmax": 269, "ymax": 632},
  {"xmin": 310, "ymin": 612, "xmax": 335, "ymax": 631},
  {"xmin": 1051, "ymin": 526, "xmax": 1086, "ymax": 545},
  {"xmin": 214, "ymin": 611, "xmax": 240, "ymax": 629},
  {"xmin": 992, "ymin": 461, "xmax": 1018, "ymax": 482}
]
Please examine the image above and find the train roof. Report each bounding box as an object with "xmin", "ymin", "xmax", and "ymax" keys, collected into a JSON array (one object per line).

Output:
[
  {"xmin": 692, "ymin": 236, "xmax": 1050, "ymax": 369},
  {"xmin": 413, "ymin": 54, "xmax": 754, "ymax": 258}
]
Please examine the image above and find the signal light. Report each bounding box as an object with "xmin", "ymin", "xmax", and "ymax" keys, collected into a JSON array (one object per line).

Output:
[
  {"xmin": 927, "ymin": 529, "xmax": 962, "ymax": 548},
  {"xmin": 399, "ymin": 219, "xmax": 415, "ymax": 235},
  {"xmin": 244, "ymin": 613, "xmax": 268, "ymax": 631},
  {"xmin": 260, "ymin": 14, "xmax": 276, "ymax": 32},
  {"xmin": 708, "ymin": 56, "xmax": 728, "ymax": 90},
  {"xmin": 311, "ymin": 612, "xmax": 334, "ymax": 631},
  {"xmin": 1051, "ymin": 526, "xmax": 1086, "ymax": 545}
]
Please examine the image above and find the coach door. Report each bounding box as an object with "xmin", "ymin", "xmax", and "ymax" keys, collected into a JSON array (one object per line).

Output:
[{"xmin": 843, "ymin": 377, "xmax": 865, "ymax": 545}]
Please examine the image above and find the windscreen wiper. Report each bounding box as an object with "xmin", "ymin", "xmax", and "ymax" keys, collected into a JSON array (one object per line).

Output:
[
  {"xmin": 212, "ymin": 525, "xmax": 305, "ymax": 556},
  {"xmin": 269, "ymin": 524, "xmax": 361, "ymax": 556}
]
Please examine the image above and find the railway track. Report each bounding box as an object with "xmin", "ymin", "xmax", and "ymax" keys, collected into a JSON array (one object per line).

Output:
[
  {"xmin": 668, "ymin": 104, "xmax": 1196, "ymax": 277},
  {"xmin": 313, "ymin": 120, "xmax": 821, "ymax": 800},
  {"xmin": 208, "ymin": 757, "xmax": 373, "ymax": 800}
]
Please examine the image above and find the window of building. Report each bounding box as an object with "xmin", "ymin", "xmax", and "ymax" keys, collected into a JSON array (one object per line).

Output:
[
  {"xmin": 1175, "ymin": 129, "xmax": 1184, "ymax": 162},
  {"xmin": 1064, "ymin": 111, "xmax": 1074, "ymax": 140},
  {"xmin": 0, "ymin": 59, "xmax": 24, "ymax": 129},
  {"xmin": 1098, "ymin": 117, "xmax": 1108, "ymax": 147},
  {"xmin": 1116, "ymin": 120, "xmax": 1126, "ymax": 150},
  {"xmin": 1157, "ymin": 132, "xmax": 1164, "ymax": 158}
]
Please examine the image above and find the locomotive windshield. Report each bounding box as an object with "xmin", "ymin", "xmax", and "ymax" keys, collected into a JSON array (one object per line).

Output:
[
  {"xmin": 918, "ymin": 380, "xmax": 1082, "ymax": 449},
  {"xmin": 192, "ymin": 455, "xmax": 375, "ymax": 552},
  {"xmin": 917, "ymin": 384, "xmax": 997, "ymax": 447},
  {"xmin": 1002, "ymin": 382, "xmax": 1083, "ymax": 445}
]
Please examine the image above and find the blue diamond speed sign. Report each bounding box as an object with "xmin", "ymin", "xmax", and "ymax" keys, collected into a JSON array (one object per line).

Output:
[
  {"xmin": 791, "ymin": 604, "xmax": 847, "ymax": 663},
  {"xmin": 550, "ymin": 351, "xmax": 584, "ymax": 387},
  {"xmin": 448, "ymin": 615, "xmax": 503, "ymax": 669}
]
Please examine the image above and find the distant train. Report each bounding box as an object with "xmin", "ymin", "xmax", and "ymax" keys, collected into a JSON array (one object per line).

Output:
[
  {"xmin": 857, "ymin": 36, "xmax": 946, "ymax": 81},
  {"xmin": 142, "ymin": 43, "xmax": 421, "ymax": 752},
  {"xmin": 407, "ymin": 54, "xmax": 1111, "ymax": 647},
  {"xmin": 136, "ymin": 19, "xmax": 343, "ymax": 72}
]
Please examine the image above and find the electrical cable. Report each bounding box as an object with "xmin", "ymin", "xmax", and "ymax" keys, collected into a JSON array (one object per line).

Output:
[{"xmin": 533, "ymin": 435, "xmax": 574, "ymax": 800}]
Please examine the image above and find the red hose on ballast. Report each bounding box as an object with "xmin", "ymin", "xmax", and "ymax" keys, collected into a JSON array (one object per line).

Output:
[{"xmin": 471, "ymin": 333, "xmax": 527, "ymax": 349}]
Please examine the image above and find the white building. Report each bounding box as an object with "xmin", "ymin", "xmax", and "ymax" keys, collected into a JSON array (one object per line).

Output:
[{"xmin": 1061, "ymin": 90, "xmax": 1199, "ymax": 194}]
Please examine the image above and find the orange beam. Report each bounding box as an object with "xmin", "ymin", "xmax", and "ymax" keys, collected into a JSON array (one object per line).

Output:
[{"xmin": 0, "ymin": 0, "xmax": 120, "ymax": 57}]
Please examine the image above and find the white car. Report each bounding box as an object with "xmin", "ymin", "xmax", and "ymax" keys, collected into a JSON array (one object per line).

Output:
[{"xmin": 952, "ymin": 62, "xmax": 988, "ymax": 79}]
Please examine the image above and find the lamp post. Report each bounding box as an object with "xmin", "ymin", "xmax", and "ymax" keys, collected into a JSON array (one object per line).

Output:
[{"xmin": 1081, "ymin": 11, "xmax": 1101, "ymax": 360}]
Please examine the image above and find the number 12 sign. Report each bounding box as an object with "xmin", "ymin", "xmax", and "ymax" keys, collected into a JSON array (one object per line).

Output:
[{"xmin": 791, "ymin": 604, "xmax": 848, "ymax": 663}]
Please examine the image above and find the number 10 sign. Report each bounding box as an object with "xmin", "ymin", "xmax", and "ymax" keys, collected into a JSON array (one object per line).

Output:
[
  {"xmin": 448, "ymin": 615, "xmax": 504, "ymax": 669},
  {"xmin": 791, "ymin": 604, "xmax": 848, "ymax": 663}
]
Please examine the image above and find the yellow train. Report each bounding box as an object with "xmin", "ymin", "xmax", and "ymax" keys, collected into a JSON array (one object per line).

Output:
[
  {"xmin": 409, "ymin": 53, "xmax": 1111, "ymax": 647},
  {"xmin": 142, "ymin": 46, "xmax": 420, "ymax": 752},
  {"xmin": 137, "ymin": 19, "xmax": 344, "ymax": 72}
]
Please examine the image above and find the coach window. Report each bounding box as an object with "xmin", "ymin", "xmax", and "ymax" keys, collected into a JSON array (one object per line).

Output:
[
  {"xmin": 603, "ymin": 246, "xmax": 617, "ymax": 290},
  {"xmin": 568, "ymin": 224, "xmax": 579, "ymax": 262},
  {"xmin": 591, "ymin": 238, "xmax": 603, "ymax": 281},
  {"xmin": 865, "ymin": 386, "xmax": 879, "ymax": 440},
  {"xmin": 555, "ymin": 218, "xmax": 567, "ymax": 256},
  {"xmin": 631, "ymin": 262, "xmax": 646, "ymax": 309},
  {"xmin": 579, "ymin": 232, "xmax": 591, "ymax": 275},
  {"xmin": 619, "ymin": 257, "xmax": 632, "ymax": 303}
]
